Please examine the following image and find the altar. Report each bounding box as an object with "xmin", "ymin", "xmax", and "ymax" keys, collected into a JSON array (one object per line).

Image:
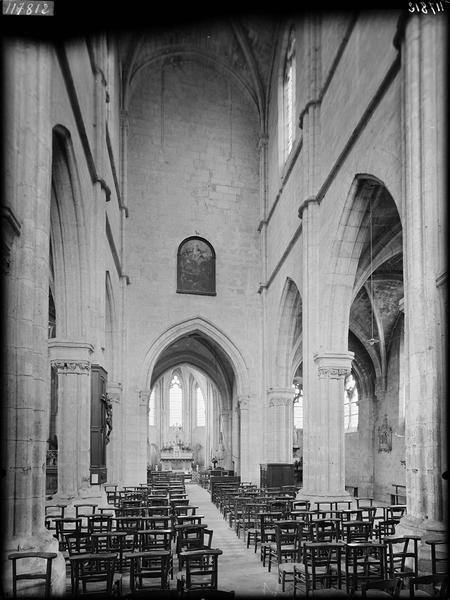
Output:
[{"xmin": 160, "ymin": 443, "xmax": 193, "ymax": 472}]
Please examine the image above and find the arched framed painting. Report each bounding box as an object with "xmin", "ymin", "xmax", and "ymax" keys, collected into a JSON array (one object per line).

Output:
[{"xmin": 177, "ymin": 236, "xmax": 216, "ymax": 296}]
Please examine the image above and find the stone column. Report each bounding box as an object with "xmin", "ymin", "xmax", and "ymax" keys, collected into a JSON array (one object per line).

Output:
[
  {"xmin": 220, "ymin": 409, "xmax": 232, "ymax": 470},
  {"xmin": 238, "ymin": 396, "xmax": 251, "ymax": 482},
  {"xmin": 231, "ymin": 401, "xmax": 240, "ymax": 475},
  {"xmin": 299, "ymin": 352, "xmax": 354, "ymax": 502},
  {"xmin": 48, "ymin": 341, "xmax": 94, "ymax": 498},
  {"xmin": 1, "ymin": 38, "xmax": 66, "ymax": 595},
  {"xmin": 398, "ymin": 14, "xmax": 447, "ymax": 554},
  {"xmin": 267, "ymin": 388, "xmax": 294, "ymax": 463}
]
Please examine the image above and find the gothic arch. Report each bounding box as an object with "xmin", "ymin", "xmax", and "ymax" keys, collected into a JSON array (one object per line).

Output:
[
  {"xmin": 321, "ymin": 174, "xmax": 402, "ymax": 351},
  {"xmin": 274, "ymin": 277, "xmax": 303, "ymax": 387},
  {"xmin": 140, "ymin": 316, "xmax": 250, "ymax": 401},
  {"xmin": 50, "ymin": 125, "xmax": 90, "ymax": 338}
]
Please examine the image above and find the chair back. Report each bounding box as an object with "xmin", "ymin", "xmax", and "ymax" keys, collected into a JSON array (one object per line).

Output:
[
  {"xmin": 128, "ymin": 550, "xmax": 171, "ymax": 592},
  {"xmin": 384, "ymin": 535, "xmax": 419, "ymax": 582},
  {"xmin": 69, "ymin": 552, "xmax": 117, "ymax": 596},
  {"xmin": 8, "ymin": 552, "xmax": 57, "ymax": 598},
  {"xmin": 308, "ymin": 519, "xmax": 339, "ymax": 542},
  {"xmin": 345, "ymin": 542, "xmax": 387, "ymax": 593},
  {"xmin": 180, "ymin": 549, "xmax": 223, "ymax": 592}
]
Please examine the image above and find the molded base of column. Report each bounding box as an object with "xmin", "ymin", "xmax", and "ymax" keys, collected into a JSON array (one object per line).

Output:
[
  {"xmin": 48, "ymin": 485, "xmax": 110, "ymax": 515},
  {"xmin": 295, "ymin": 488, "xmax": 355, "ymax": 507},
  {"xmin": 2, "ymin": 530, "xmax": 66, "ymax": 597},
  {"xmin": 395, "ymin": 514, "xmax": 447, "ymax": 573}
]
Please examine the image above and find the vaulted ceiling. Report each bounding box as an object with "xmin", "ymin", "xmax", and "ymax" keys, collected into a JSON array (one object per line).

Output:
[{"xmin": 118, "ymin": 16, "xmax": 281, "ymax": 128}]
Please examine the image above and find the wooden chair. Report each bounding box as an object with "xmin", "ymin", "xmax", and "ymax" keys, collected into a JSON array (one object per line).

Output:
[
  {"xmin": 308, "ymin": 518, "xmax": 340, "ymax": 543},
  {"xmin": 256, "ymin": 511, "xmax": 283, "ymax": 565},
  {"xmin": 293, "ymin": 542, "xmax": 347, "ymax": 598},
  {"xmin": 175, "ymin": 524, "xmax": 212, "ymax": 569},
  {"xmin": 113, "ymin": 515, "xmax": 143, "ymax": 533},
  {"xmin": 127, "ymin": 550, "xmax": 171, "ymax": 592},
  {"xmin": 384, "ymin": 536, "xmax": 420, "ymax": 589},
  {"xmin": 425, "ymin": 539, "xmax": 447, "ymax": 575},
  {"xmin": 54, "ymin": 517, "xmax": 82, "ymax": 551},
  {"xmin": 135, "ymin": 528, "xmax": 174, "ymax": 579},
  {"xmin": 177, "ymin": 549, "xmax": 223, "ymax": 595},
  {"xmin": 341, "ymin": 520, "xmax": 372, "ymax": 544},
  {"xmin": 87, "ymin": 514, "xmax": 113, "ymax": 534},
  {"xmin": 44, "ymin": 504, "xmax": 67, "ymax": 532},
  {"xmin": 64, "ymin": 532, "xmax": 94, "ymax": 592},
  {"xmin": 69, "ymin": 552, "xmax": 118, "ymax": 596},
  {"xmin": 376, "ymin": 519, "xmax": 400, "ymax": 542},
  {"xmin": 91, "ymin": 531, "xmax": 135, "ymax": 571},
  {"xmin": 74, "ymin": 503, "xmax": 98, "ymax": 531},
  {"xmin": 267, "ymin": 521, "xmax": 302, "ymax": 591},
  {"xmin": 361, "ymin": 577, "xmax": 402, "ymax": 598},
  {"xmin": 345, "ymin": 542, "xmax": 388, "ymax": 595},
  {"xmin": 8, "ymin": 552, "xmax": 57, "ymax": 598}
]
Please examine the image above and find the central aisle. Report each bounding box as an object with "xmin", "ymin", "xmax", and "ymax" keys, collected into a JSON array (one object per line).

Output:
[{"xmin": 185, "ymin": 483, "xmax": 296, "ymax": 598}]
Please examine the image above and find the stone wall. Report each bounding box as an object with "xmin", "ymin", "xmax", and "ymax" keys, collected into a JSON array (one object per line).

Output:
[{"xmin": 125, "ymin": 58, "xmax": 263, "ymax": 484}]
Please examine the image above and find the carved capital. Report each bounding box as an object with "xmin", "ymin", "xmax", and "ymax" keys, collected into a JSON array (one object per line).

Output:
[
  {"xmin": 318, "ymin": 367, "xmax": 351, "ymax": 379},
  {"xmin": 50, "ymin": 360, "xmax": 91, "ymax": 374},
  {"xmin": 314, "ymin": 351, "xmax": 354, "ymax": 379},
  {"xmin": 269, "ymin": 397, "xmax": 293, "ymax": 407},
  {"xmin": 267, "ymin": 387, "xmax": 295, "ymax": 407}
]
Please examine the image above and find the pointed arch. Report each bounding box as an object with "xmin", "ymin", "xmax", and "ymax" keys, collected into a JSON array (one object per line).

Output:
[
  {"xmin": 50, "ymin": 125, "xmax": 89, "ymax": 338},
  {"xmin": 322, "ymin": 174, "xmax": 401, "ymax": 350},
  {"xmin": 140, "ymin": 316, "xmax": 249, "ymax": 400},
  {"xmin": 274, "ymin": 277, "xmax": 302, "ymax": 387}
]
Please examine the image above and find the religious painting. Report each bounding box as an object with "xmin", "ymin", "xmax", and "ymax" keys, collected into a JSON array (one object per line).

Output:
[{"xmin": 177, "ymin": 236, "xmax": 216, "ymax": 295}]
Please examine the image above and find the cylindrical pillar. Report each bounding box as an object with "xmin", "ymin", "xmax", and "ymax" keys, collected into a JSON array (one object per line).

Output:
[
  {"xmin": 300, "ymin": 352, "xmax": 354, "ymax": 502},
  {"xmin": 399, "ymin": 14, "xmax": 447, "ymax": 552},
  {"xmin": 1, "ymin": 38, "xmax": 66, "ymax": 595},
  {"xmin": 238, "ymin": 396, "xmax": 250, "ymax": 482},
  {"xmin": 267, "ymin": 388, "xmax": 294, "ymax": 463},
  {"xmin": 48, "ymin": 341, "xmax": 94, "ymax": 497}
]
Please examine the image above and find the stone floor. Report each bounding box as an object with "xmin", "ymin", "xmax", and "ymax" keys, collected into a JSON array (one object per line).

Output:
[{"xmin": 183, "ymin": 483, "xmax": 297, "ymax": 598}]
